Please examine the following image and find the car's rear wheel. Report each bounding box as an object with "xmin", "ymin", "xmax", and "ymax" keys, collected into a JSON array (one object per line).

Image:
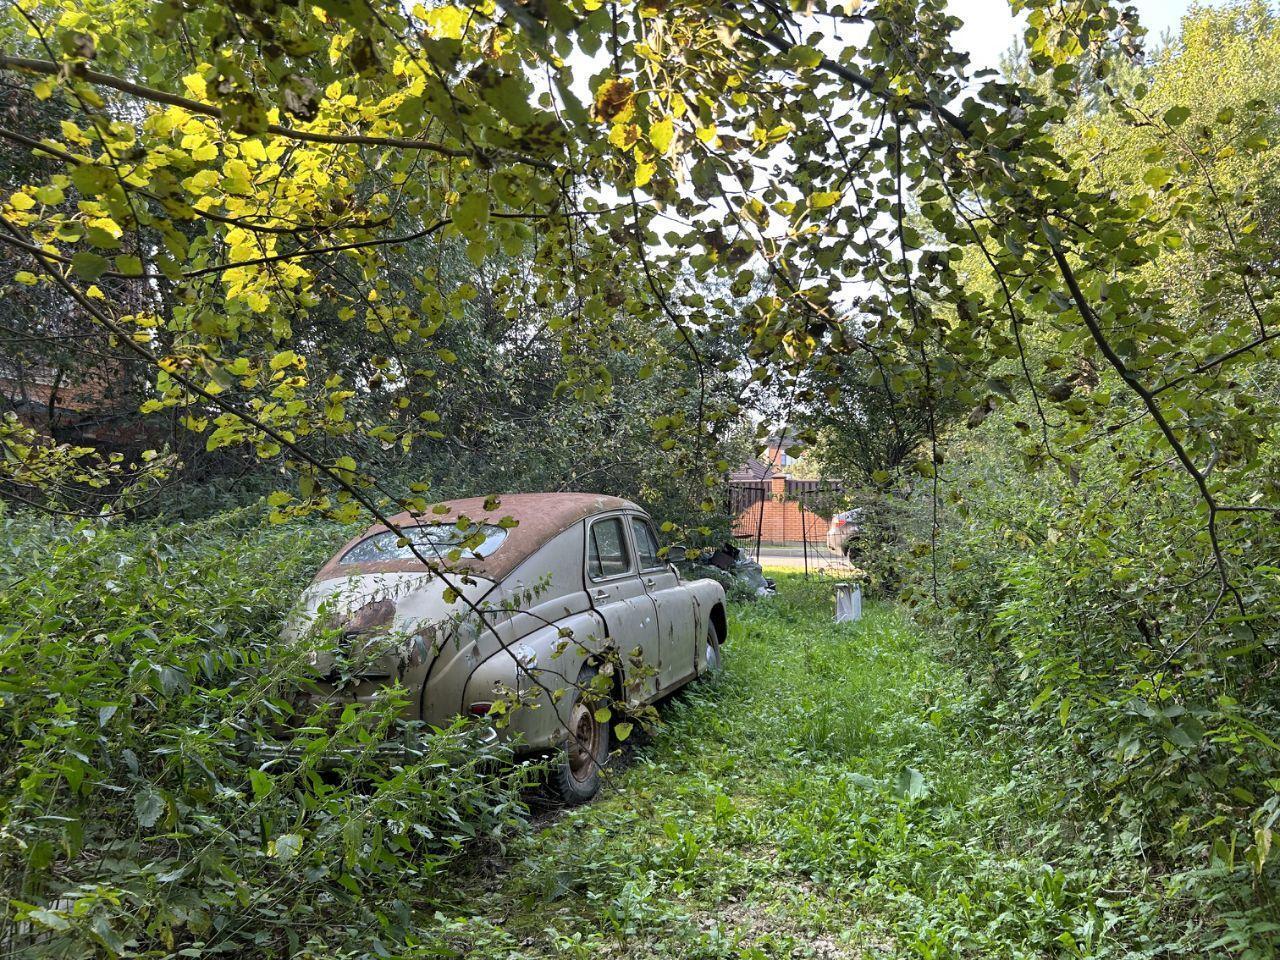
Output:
[
  {"xmin": 702, "ymin": 619, "xmax": 723, "ymax": 677},
  {"xmin": 550, "ymin": 665, "xmax": 609, "ymax": 805}
]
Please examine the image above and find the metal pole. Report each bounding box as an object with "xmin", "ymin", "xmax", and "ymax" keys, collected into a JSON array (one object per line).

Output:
[
  {"xmin": 800, "ymin": 490, "xmax": 809, "ymax": 579},
  {"xmin": 754, "ymin": 481, "xmax": 765, "ymax": 562}
]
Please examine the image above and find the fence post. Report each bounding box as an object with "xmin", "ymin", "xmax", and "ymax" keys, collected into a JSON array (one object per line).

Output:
[{"xmin": 800, "ymin": 493, "xmax": 809, "ymax": 579}]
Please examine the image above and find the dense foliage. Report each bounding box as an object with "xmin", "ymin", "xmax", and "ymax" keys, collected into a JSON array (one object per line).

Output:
[
  {"xmin": 4, "ymin": 0, "xmax": 1280, "ymax": 954},
  {"xmin": 0, "ymin": 507, "xmax": 533, "ymax": 956},
  {"xmin": 876, "ymin": 5, "xmax": 1280, "ymax": 954}
]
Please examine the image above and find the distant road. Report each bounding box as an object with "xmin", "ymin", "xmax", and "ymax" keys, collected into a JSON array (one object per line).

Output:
[{"xmin": 743, "ymin": 543, "xmax": 859, "ymax": 575}]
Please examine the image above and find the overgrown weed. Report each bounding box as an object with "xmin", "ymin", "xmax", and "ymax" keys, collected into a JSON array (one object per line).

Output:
[{"xmin": 415, "ymin": 573, "xmax": 1195, "ymax": 959}]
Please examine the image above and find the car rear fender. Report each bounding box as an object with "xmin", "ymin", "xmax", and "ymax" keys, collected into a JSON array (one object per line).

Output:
[
  {"xmin": 684, "ymin": 577, "xmax": 728, "ymax": 646},
  {"xmin": 282, "ymin": 572, "xmax": 498, "ymax": 722},
  {"xmin": 460, "ymin": 608, "xmax": 610, "ymax": 752}
]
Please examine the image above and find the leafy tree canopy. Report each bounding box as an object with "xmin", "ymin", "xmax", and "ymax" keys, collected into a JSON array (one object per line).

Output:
[{"xmin": 0, "ymin": 0, "xmax": 1275, "ymax": 581}]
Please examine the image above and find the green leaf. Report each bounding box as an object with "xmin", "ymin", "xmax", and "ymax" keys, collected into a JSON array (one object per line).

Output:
[
  {"xmin": 847, "ymin": 772, "xmax": 881, "ymax": 791},
  {"xmin": 115, "ymin": 254, "xmax": 144, "ymax": 277},
  {"xmin": 790, "ymin": 44, "xmax": 823, "ymax": 69},
  {"xmin": 71, "ymin": 251, "xmax": 108, "ymax": 281},
  {"xmin": 70, "ymin": 163, "xmax": 111, "ymax": 196},
  {"xmin": 134, "ymin": 788, "xmax": 165, "ymax": 828},
  {"xmin": 453, "ymin": 192, "xmax": 489, "ymax": 238},
  {"xmin": 893, "ymin": 766, "xmax": 927, "ymax": 801},
  {"xmin": 27, "ymin": 909, "xmax": 70, "ymax": 932},
  {"xmin": 270, "ymin": 833, "xmax": 303, "ymax": 861},
  {"xmin": 34, "ymin": 184, "xmax": 65, "ymax": 205},
  {"xmin": 483, "ymin": 74, "xmax": 536, "ymax": 127}
]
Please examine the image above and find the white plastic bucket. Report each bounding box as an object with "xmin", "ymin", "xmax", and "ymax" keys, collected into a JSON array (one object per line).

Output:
[{"xmin": 834, "ymin": 582, "xmax": 863, "ymax": 623}]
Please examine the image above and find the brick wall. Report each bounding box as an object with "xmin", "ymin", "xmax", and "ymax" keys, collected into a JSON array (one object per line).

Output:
[{"xmin": 732, "ymin": 476, "xmax": 828, "ymax": 544}]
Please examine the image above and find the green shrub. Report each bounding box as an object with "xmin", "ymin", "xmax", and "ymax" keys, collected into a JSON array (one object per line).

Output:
[
  {"xmin": 903, "ymin": 427, "xmax": 1280, "ymax": 958},
  {"xmin": 0, "ymin": 505, "xmax": 533, "ymax": 957}
]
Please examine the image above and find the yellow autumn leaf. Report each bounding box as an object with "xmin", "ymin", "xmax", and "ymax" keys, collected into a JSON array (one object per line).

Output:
[
  {"xmin": 186, "ymin": 170, "xmax": 220, "ymax": 194},
  {"xmin": 592, "ymin": 78, "xmax": 635, "ymax": 124},
  {"xmin": 88, "ymin": 216, "xmax": 122, "ymax": 239},
  {"xmin": 651, "ymin": 117, "xmax": 674, "ymax": 154},
  {"xmin": 609, "ymin": 123, "xmax": 639, "ymax": 150},
  {"xmin": 239, "ymin": 139, "xmax": 268, "ymax": 163},
  {"xmin": 416, "ymin": 4, "xmax": 468, "ymax": 39},
  {"xmin": 60, "ymin": 120, "xmax": 87, "ymax": 144},
  {"xmin": 182, "ymin": 73, "xmax": 207, "ymax": 100}
]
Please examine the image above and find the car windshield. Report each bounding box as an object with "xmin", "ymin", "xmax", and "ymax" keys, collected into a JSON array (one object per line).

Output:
[{"xmin": 339, "ymin": 524, "xmax": 508, "ymax": 565}]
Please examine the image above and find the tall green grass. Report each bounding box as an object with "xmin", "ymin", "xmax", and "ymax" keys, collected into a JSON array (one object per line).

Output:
[{"xmin": 411, "ymin": 574, "xmax": 1190, "ymax": 959}]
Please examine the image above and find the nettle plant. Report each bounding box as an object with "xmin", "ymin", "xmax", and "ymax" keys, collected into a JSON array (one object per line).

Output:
[
  {"xmin": 0, "ymin": 507, "xmax": 536, "ymax": 955},
  {"xmin": 3, "ymin": 0, "xmax": 1280, "ymax": 939}
]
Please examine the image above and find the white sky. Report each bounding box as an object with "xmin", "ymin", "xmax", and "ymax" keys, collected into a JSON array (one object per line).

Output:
[{"xmin": 951, "ymin": 0, "xmax": 1210, "ymax": 71}]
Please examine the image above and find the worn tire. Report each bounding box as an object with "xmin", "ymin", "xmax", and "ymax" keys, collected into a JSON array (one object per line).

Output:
[
  {"xmin": 702, "ymin": 619, "xmax": 724, "ymax": 677},
  {"xmin": 550, "ymin": 664, "xmax": 609, "ymax": 805}
]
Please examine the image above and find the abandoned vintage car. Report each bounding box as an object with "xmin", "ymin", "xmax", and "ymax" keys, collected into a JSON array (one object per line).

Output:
[{"xmin": 283, "ymin": 493, "xmax": 727, "ymax": 802}]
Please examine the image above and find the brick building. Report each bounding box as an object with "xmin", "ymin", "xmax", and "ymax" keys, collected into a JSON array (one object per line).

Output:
[
  {"xmin": 2, "ymin": 357, "xmax": 141, "ymax": 446},
  {"xmin": 729, "ymin": 434, "xmax": 840, "ymax": 545}
]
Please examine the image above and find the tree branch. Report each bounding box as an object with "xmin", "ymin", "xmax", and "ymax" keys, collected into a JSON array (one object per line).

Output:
[{"xmin": 0, "ymin": 55, "xmax": 554, "ymax": 169}]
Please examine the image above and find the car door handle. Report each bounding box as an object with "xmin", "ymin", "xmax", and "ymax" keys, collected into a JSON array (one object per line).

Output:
[
  {"xmin": 591, "ymin": 588, "xmax": 609, "ymax": 600},
  {"xmin": 643, "ymin": 577, "xmax": 656, "ymax": 587}
]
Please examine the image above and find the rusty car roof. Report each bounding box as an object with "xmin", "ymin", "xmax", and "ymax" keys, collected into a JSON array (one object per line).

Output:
[{"xmin": 313, "ymin": 492, "xmax": 640, "ymax": 583}]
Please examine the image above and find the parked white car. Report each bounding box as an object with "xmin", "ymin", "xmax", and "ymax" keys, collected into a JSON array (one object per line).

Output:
[
  {"xmin": 825, "ymin": 508, "xmax": 864, "ymax": 556},
  {"xmin": 283, "ymin": 493, "xmax": 727, "ymax": 802}
]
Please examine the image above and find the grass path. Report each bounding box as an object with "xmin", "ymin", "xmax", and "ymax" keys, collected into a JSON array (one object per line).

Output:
[{"xmin": 416, "ymin": 574, "xmax": 1135, "ymax": 959}]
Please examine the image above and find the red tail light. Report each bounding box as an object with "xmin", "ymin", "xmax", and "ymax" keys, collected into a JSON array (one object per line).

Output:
[{"xmin": 468, "ymin": 701, "xmax": 493, "ymax": 716}]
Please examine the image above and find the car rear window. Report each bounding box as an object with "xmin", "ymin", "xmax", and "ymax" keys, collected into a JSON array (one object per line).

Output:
[
  {"xmin": 339, "ymin": 524, "xmax": 508, "ymax": 565},
  {"xmin": 630, "ymin": 517, "xmax": 663, "ymax": 569}
]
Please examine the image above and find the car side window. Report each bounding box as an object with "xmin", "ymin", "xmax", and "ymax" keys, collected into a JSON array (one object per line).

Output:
[
  {"xmin": 588, "ymin": 517, "xmax": 633, "ymax": 579},
  {"xmin": 630, "ymin": 517, "xmax": 663, "ymax": 570}
]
